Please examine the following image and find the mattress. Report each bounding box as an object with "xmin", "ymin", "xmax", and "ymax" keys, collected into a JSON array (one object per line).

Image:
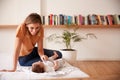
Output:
[{"xmin": 0, "ymin": 59, "xmax": 89, "ymax": 80}]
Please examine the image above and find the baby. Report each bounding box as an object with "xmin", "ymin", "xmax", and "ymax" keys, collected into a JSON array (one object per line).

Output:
[{"xmin": 32, "ymin": 51, "xmax": 65, "ymax": 73}]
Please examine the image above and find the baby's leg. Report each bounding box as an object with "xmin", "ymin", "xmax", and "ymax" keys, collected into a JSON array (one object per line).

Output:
[
  {"xmin": 52, "ymin": 51, "xmax": 58, "ymax": 59},
  {"xmin": 49, "ymin": 51, "xmax": 58, "ymax": 61},
  {"xmin": 44, "ymin": 49, "xmax": 62, "ymax": 60}
]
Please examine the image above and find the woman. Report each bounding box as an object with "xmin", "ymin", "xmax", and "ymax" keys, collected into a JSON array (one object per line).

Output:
[{"xmin": 0, "ymin": 13, "xmax": 62, "ymax": 72}]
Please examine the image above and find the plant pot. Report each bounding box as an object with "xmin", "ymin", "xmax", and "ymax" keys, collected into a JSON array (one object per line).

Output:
[{"xmin": 60, "ymin": 49, "xmax": 77, "ymax": 61}]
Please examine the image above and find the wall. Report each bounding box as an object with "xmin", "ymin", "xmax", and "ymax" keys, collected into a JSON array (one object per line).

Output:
[
  {"xmin": 42, "ymin": 0, "xmax": 120, "ymax": 16},
  {"xmin": 0, "ymin": 0, "xmax": 41, "ymax": 25},
  {"xmin": 0, "ymin": 0, "xmax": 120, "ymax": 61}
]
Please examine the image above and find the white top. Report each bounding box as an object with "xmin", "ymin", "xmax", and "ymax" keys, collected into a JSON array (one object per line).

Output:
[{"xmin": 43, "ymin": 58, "xmax": 64, "ymax": 72}]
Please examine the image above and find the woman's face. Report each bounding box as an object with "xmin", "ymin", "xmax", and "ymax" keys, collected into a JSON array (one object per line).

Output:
[{"xmin": 26, "ymin": 23, "xmax": 41, "ymax": 36}]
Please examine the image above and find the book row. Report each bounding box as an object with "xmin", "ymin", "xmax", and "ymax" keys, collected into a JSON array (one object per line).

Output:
[{"xmin": 41, "ymin": 14, "xmax": 120, "ymax": 25}]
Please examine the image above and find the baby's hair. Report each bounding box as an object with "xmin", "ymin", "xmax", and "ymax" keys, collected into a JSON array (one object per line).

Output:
[{"xmin": 32, "ymin": 63, "xmax": 45, "ymax": 73}]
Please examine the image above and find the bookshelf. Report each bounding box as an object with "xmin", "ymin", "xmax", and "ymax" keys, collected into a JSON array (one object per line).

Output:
[
  {"xmin": 43, "ymin": 25, "xmax": 120, "ymax": 28},
  {"xmin": 0, "ymin": 25, "xmax": 120, "ymax": 29}
]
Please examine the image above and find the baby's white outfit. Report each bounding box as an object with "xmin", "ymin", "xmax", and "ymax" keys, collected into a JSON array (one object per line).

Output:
[{"xmin": 43, "ymin": 58, "xmax": 64, "ymax": 72}]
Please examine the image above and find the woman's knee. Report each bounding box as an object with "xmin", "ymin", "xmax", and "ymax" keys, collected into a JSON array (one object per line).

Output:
[
  {"xmin": 18, "ymin": 60, "xmax": 26, "ymax": 66},
  {"xmin": 18, "ymin": 57, "xmax": 41, "ymax": 66}
]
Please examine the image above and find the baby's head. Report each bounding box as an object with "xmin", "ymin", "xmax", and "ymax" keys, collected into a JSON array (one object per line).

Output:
[{"xmin": 32, "ymin": 61, "xmax": 45, "ymax": 73}]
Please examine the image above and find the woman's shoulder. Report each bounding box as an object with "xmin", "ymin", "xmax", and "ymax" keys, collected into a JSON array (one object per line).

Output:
[
  {"xmin": 16, "ymin": 23, "xmax": 26, "ymax": 31},
  {"xmin": 16, "ymin": 23, "xmax": 27, "ymax": 39}
]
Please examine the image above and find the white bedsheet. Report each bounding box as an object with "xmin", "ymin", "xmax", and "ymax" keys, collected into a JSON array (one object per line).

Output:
[{"xmin": 0, "ymin": 60, "xmax": 89, "ymax": 80}]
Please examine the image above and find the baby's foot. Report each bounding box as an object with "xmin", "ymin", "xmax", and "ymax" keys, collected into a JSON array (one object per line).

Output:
[{"xmin": 54, "ymin": 64, "xmax": 59, "ymax": 71}]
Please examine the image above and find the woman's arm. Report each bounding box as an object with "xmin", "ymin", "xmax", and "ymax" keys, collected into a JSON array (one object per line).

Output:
[
  {"xmin": 0, "ymin": 38, "xmax": 22, "ymax": 72},
  {"xmin": 12, "ymin": 37, "xmax": 22, "ymax": 71},
  {"xmin": 37, "ymin": 37, "xmax": 48, "ymax": 61}
]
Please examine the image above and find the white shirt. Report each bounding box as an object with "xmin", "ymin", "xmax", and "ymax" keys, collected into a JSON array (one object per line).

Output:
[{"xmin": 43, "ymin": 58, "xmax": 64, "ymax": 72}]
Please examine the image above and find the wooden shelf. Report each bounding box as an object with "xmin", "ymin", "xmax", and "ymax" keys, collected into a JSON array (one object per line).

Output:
[
  {"xmin": 0, "ymin": 25, "xmax": 18, "ymax": 29},
  {"xmin": 43, "ymin": 25, "xmax": 120, "ymax": 28},
  {"xmin": 0, "ymin": 25, "xmax": 120, "ymax": 29}
]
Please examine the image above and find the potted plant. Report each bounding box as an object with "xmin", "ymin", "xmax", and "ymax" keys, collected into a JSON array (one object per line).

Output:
[{"xmin": 47, "ymin": 27, "xmax": 97, "ymax": 61}]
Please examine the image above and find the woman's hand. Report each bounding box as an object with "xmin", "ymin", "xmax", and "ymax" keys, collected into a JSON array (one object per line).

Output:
[
  {"xmin": 41, "ymin": 55, "xmax": 48, "ymax": 61},
  {"xmin": 0, "ymin": 69, "xmax": 16, "ymax": 72}
]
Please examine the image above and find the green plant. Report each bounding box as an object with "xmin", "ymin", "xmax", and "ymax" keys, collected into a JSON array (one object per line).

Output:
[{"xmin": 47, "ymin": 28, "xmax": 97, "ymax": 50}]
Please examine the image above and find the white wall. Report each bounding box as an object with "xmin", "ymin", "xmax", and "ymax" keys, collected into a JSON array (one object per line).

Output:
[
  {"xmin": 43, "ymin": 0, "xmax": 120, "ymax": 16},
  {"xmin": 0, "ymin": 0, "xmax": 41, "ymax": 25},
  {"xmin": 0, "ymin": 28, "xmax": 15, "ymax": 53},
  {"xmin": 0, "ymin": 28, "xmax": 15, "ymax": 69}
]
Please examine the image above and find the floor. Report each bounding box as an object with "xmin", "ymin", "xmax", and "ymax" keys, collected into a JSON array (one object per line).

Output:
[{"xmin": 68, "ymin": 61, "xmax": 120, "ymax": 80}]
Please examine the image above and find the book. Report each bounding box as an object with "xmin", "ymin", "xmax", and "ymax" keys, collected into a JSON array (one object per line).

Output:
[
  {"xmin": 78, "ymin": 15, "xmax": 84, "ymax": 25},
  {"xmin": 53, "ymin": 15, "xmax": 58, "ymax": 25},
  {"xmin": 67, "ymin": 16, "xmax": 72, "ymax": 25},
  {"xmin": 113, "ymin": 14, "xmax": 120, "ymax": 25},
  {"xmin": 87, "ymin": 15, "xmax": 91, "ymax": 25},
  {"xmin": 91, "ymin": 14, "xmax": 98, "ymax": 25},
  {"xmin": 64, "ymin": 15, "xmax": 67, "ymax": 25},
  {"xmin": 106, "ymin": 15, "xmax": 114, "ymax": 25},
  {"xmin": 84, "ymin": 16, "xmax": 88, "ymax": 25},
  {"xmin": 42, "ymin": 16, "xmax": 45, "ymax": 25},
  {"xmin": 59, "ymin": 14, "xmax": 64, "ymax": 25},
  {"xmin": 49, "ymin": 14, "xmax": 53, "ymax": 25},
  {"xmin": 74, "ymin": 15, "xmax": 78, "ymax": 25},
  {"xmin": 102, "ymin": 15, "xmax": 107, "ymax": 25},
  {"xmin": 45, "ymin": 16, "xmax": 48, "ymax": 25}
]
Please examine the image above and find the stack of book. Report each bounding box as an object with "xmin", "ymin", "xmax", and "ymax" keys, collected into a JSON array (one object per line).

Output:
[{"xmin": 41, "ymin": 14, "xmax": 120, "ymax": 26}]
